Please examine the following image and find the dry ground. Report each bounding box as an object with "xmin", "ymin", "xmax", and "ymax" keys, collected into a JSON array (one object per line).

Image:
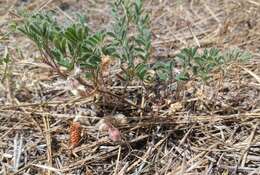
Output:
[{"xmin": 0, "ymin": 0, "xmax": 260, "ymax": 174}]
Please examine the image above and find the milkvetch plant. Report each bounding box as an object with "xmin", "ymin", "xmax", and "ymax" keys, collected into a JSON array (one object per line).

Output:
[
  {"xmin": 17, "ymin": 0, "xmax": 252, "ymax": 91},
  {"xmin": 18, "ymin": 12, "xmax": 111, "ymax": 87},
  {"xmin": 18, "ymin": 0, "xmax": 154, "ymax": 87},
  {"xmin": 108, "ymin": 0, "xmax": 152, "ymax": 82},
  {"xmin": 175, "ymin": 47, "xmax": 251, "ymax": 81}
]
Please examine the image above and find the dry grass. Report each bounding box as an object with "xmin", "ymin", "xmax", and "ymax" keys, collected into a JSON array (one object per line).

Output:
[{"xmin": 0, "ymin": 0, "xmax": 260, "ymax": 174}]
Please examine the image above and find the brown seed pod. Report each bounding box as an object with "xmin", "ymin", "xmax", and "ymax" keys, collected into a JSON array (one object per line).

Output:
[
  {"xmin": 101, "ymin": 55, "xmax": 111, "ymax": 77},
  {"xmin": 69, "ymin": 121, "xmax": 81, "ymax": 149},
  {"xmin": 101, "ymin": 55, "xmax": 111, "ymax": 70}
]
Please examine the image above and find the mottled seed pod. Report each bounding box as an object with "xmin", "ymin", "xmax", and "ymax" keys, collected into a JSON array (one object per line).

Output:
[
  {"xmin": 69, "ymin": 121, "xmax": 81, "ymax": 149},
  {"xmin": 101, "ymin": 55, "xmax": 111, "ymax": 71}
]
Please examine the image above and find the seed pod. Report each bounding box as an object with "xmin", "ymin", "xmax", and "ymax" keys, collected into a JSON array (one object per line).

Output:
[
  {"xmin": 101, "ymin": 55, "xmax": 111, "ymax": 77},
  {"xmin": 108, "ymin": 126, "xmax": 121, "ymax": 142},
  {"xmin": 69, "ymin": 121, "xmax": 81, "ymax": 149},
  {"xmin": 113, "ymin": 113, "xmax": 128, "ymax": 125},
  {"xmin": 97, "ymin": 119, "xmax": 110, "ymax": 132},
  {"xmin": 101, "ymin": 55, "xmax": 111, "ymax": 71}
]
